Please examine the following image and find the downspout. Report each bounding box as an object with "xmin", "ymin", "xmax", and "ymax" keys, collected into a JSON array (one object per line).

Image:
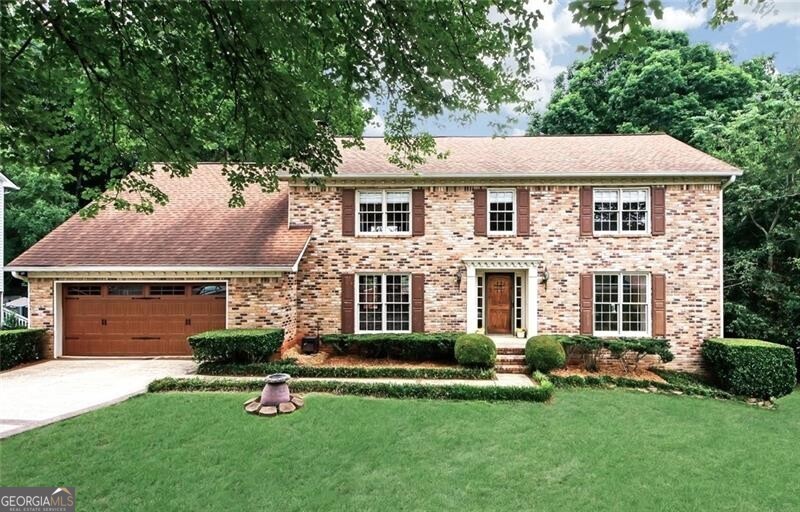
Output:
[
  {"xmin": 11, "ymin": 271, "xmax": 28, "ymax": 284},
  {"xmin": 719, "ymin": 175, "xmax": 736, "ymax": 338}
]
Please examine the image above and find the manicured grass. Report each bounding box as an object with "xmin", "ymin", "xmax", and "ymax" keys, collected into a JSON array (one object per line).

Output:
[{"xmin": 1, "ymin": 389, "xmax": 798, "ymax": 511}]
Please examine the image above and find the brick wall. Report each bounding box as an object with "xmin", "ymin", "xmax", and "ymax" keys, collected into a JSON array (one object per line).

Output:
[
  {"xmin": 290, "ymin": 184, "xmax": 722, "ymax": 372},
  {"xmin": 26, "ymin": 274, "xmax": 297, "ymax": 357}
]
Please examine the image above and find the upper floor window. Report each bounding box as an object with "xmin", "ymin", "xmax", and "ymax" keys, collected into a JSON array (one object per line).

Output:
[
  {"xmin": 594, "ymin": 273, "xmax": 649, "ymax": 336},
  {"xmin": 488, "ymin": 189, "xmax": 515, "ymax": 235},
  {"xmin": 594, "ymin": 188, "xmax": 648, "ymax": 234},
  {"xmin": 357, "ymin": 190, "xmax": 410, "ymax": 235}
]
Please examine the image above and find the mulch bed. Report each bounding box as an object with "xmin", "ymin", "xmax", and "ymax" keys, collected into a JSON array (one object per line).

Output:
[
  {"xmin": 281, "ymin": 346, "xmax": 458, "ymax": 369},
  {"xmin": 551, "ymin": 365, "xmax": 667, "ymax": 384}
]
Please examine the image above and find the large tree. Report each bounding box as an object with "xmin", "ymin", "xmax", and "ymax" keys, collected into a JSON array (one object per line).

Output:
[
  {"xmin": 531, "ymin": 28, "xmax": 800, "ymax": 355},
  {"xmin": 527, "ymin": 29, "xmax": 765, "ymax": 141}
]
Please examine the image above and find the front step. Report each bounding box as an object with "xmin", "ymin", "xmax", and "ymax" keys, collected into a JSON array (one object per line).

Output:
[
  {"xmin": 496, "ymin": 354, "xmax": 525, "ymax": 364},
  {"xmin": 496, "ymin": 347, "xmax": 525, "ymax": 356},
  {"xmin": 495, "ymin": 364, "xmax": 528, "ymax": 374}
]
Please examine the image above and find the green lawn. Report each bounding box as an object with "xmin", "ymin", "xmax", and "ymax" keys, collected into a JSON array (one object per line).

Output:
[{"xmin": 1, "ymin": 389, "xmax": 798, "ymax": 511}]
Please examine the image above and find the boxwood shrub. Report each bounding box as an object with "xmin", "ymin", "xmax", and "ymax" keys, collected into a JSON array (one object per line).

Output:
[
  {"xmin": 197, "ymin": 361, "xmax": 495, "ymax": 380},
  {"xmin": 454, "ymin": 333, "xmax": 496, "ymax": 368},
  {"xmin": 0, "ymin": 329, "xmax": 44, "ymax": 370},
  {"xmin": 702, "ymin": 338, "xmax": 796, "ymax": 398},
  {"xmin": 148, "ymin": 376, "xmax": 554, "ymax": 402},
  {"xmin": 525, "ymin": 335, "xmax": 566, "ymax": 372},
  {"xmin": 321, "ymin": 332, "xmax": 459, "ymax": 361},
  {"xmin": 188, "ymin": 328, "xmax": 284, "ymax": 364}
]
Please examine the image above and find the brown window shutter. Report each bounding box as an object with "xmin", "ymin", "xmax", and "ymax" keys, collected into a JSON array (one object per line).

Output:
[
  {"xmin": 579, "ymin": 187, "xmax": 593, "ymax": 237},
  {"xmin": 411, "ymin": 274, "xmax": 425, "ymax": 332},
  {"xmin": 651, "ymin": 187, "xmax": 666, "ymax": 235},
  {"xmin": 412, "ymin": 189, "xmax": 425, "ymax": 236},
  {"xmin": 474, "ymin": 189, "xmax": 487, "ymax": 236},
  {"xmin": 341, "ymin": 189, "xmax": 355, "ymax": 236},
  {"xmin": 341, "ymin": 274, "xmax": 355, "ymax": 334},
  {"xmin": 652, "ymin": 274, "xmax": 666, "ymax": 337},
  {"xmin": 580, "ymin": 273, "xmax": 593, "ymax": 334},
  {"xmin": 516, "ymin": 188, "xmax": 530, "ymax": 236}
]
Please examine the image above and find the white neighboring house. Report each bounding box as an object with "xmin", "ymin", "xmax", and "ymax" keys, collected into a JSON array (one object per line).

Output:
[{"xmin": 1, "ymin": 173, "xmax": 22, "ymax": 326}]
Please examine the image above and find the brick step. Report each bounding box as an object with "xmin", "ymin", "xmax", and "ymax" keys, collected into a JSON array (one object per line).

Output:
[
  {"xmin": 496, "ymin": 347, "xmax": 525, "ymax": 356},
  {"xmin": 496, "ymin": 354, "xmax": 525, "ymax": 363},
  {"xmin": 495, "ymin": 364, "xmax": 528, "ymax": 374}
]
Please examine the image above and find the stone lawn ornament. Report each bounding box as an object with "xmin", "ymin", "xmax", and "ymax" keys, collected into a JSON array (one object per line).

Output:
[{"xmin": 244, "ymin": 373, "xmax": 304, "ymax": 417}]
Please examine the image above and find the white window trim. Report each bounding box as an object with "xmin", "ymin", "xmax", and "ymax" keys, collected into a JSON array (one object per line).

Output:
[
  {"xmin": 487, "ymin": 188, "xmax": 516, "ymax": 236},
  {"xmin": 593, "ymin": 272, "xmax": 651, "ymax": 337},
  {"xmin": 356, "ymin": 189, "xmax": 412, "ymax": 236},
  {"xmin": 354, "ymin": 273, "xmax": 412, "ymax": 333},
  {"xmin": 592, "ymin": 187, "xmax": 650, "ymax": 236}
]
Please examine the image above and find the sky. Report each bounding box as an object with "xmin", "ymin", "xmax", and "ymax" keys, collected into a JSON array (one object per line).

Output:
[{"xmin": 364, "ymin": 0, "xmax": 800, "ymax": 137}]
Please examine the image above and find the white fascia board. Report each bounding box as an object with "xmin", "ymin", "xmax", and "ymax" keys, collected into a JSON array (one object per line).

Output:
[
  {"xmin": 6, "ymin": 265, "xmax": 296, "ymax": 273},
  {"xmin": 282, "ymin": 170, "xmax": 743, "ymax": 182},
  {"xmin": 291, "ymin": 233, "xmax": 313, "ymax": 272}
]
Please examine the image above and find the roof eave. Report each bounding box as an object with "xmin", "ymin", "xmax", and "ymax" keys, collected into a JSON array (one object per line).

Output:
[
  {"xmin": 6, "ymin": 265, "xmax": 298, "ymax": 273},
  {"xmin": 281, "ymin": 170, "xmax": 742, "ymax": 182}
]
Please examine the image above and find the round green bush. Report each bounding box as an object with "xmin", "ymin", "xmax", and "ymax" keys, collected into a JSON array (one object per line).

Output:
[
  {"xmin": 455, "ymin": 334, "xmax": 496, "ymax": 368},
  {"xmin": 525, "ymin": 335, "xmax": 567, "ymax": 373}
]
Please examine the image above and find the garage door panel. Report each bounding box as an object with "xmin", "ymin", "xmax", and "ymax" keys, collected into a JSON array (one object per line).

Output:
[{"xmin": 63, "ymin": 282, "xmax": 226, "ymax": 356}]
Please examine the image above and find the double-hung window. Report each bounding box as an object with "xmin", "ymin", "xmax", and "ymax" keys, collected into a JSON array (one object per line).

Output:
[
  {"xmin": 488, "ymin": 189, "xmax": 515, "ymax": 235},
  {"xmin": 357, "ymin": 190, "xmax": 411, "ymax": 235},
  {"xmin": 593, "ymin": 273, "xmax": 649, "ymax": 336},
  {"xmin": 593, "ymin": 188, "xmax": 649, "ymax": 234},
  {"xmin": 357, "ymin": 274, "xmax": 411, "ymax": 332}
]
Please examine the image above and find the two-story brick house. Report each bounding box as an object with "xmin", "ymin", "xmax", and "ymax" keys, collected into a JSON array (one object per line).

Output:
[{"xmin": 8, "ymin": 134, "xmax": 740, "ymax": 371}]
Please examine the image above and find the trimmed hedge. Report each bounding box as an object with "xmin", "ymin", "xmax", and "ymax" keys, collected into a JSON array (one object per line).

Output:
[
  {"xmin": 321, "ymin": 332, "xmax": 459, "ymax": 361},
  {"xmin": 525, "ymin": 335, "xmax": 566, "ymax": 372},
  {"xmin": 454, "ymin": 333, "xmax": 496, "ymax": 368},
  {"xmin": 188, "ymin": 328, "xmax": 284, "ymax": 364},
  {"xmin": 561, "ymin": 335, "xmax": 674, "ymax": 371},
  {"xmin": 702, "ymin": 338, "xmax": 796, "ymax": 398},
  {"xmin": 0, "ymin": 329, "xmax": 44, "ymax": 370},
  {"xmin": 548, "ymin": 371, "xmax": 733, "ymax": 400},
  {"xmin": 148, "ymin": 376, "xmax": 554, "ymax": 402},
  {"xmin": 197, "ymin": 361, "xmax": 495, "ymax": 380}
]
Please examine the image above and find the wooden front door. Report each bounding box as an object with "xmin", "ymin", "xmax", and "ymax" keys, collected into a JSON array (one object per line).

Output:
[{"xmin": 486, "ymin": 273, "xmax": 513, "ymax": 334}]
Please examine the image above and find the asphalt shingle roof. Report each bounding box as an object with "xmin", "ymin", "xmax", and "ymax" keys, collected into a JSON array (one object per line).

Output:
[
  {"xmin": 328, "ymin": 134, "xmax": 740, "ymax": 178},
  {"xmin": 8, "ymin": 165, "xmax": 310, "ymax": 269}
]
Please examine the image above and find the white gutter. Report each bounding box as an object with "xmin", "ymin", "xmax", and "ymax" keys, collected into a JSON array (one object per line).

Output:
[
  {"xmin": 6, "ymin": 265, "xmax": 297, "ymax": 273},
  {"xmin": 282, "ymin": 170, "xmax": 743, "ymax": 181}
]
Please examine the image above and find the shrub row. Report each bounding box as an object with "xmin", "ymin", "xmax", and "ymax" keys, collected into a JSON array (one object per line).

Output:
[
  {"xmin": 454, "ymin": 333, "xmax": 496, "ymax": 368},
  {"xmin": 560, "ymin": 334, "xmax": 674, "ymax": 371},
  {"xmin": 148, "ymin": 376, "xmax": 554, "ymax": 402},
  {"xmin": 197, "ymin": 362, "xmax": 495, "ymax": 380},
  {"xmin": 547, "ymin": 371, "xmax": 733, "ymax": 400},
  {"xmin": 0, "ymin": 329, "xmax": 44, "ymax": 371},
  {"xmin": 321, "ymin": 332, "xmax": 460, "ymax": 361},
  {"xmin": 702, "ymin": 338, "xmax": 796, "ymax": 398},
  {"xmin": 188, "ymin": 328, "xmax": 284, "ymax": 363}
]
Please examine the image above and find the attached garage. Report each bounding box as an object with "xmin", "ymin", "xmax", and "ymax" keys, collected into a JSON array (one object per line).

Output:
[{"xmin": 62, "ymin": 282, "xmax": 226, "ymax": 356}]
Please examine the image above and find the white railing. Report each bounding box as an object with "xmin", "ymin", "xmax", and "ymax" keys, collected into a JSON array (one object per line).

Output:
[{"xmin": 2, "ymin": 307, "xmax": 28, "ymax": 329}]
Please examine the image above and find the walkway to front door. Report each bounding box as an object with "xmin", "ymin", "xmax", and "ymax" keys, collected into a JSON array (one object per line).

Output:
[{"xmin": 486, "ymin": 273, "xmax": 513, "ymax": 334}]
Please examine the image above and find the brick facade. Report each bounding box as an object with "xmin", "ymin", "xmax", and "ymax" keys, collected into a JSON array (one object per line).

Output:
[
  {"xmin": 26, "ymin": 274, "xmax": 297, "ymax": 358},
  {"xmin": 289, "ymin": 183, "xmax": 722, "ymax": 372},
  {"xmin": 24, "ymin": 182, "xmax": 723, "ymax": 373}
]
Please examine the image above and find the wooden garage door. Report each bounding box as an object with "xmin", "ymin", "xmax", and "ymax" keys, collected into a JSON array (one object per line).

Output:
[{"xmin": 62, "ymin": 283, "xmax": 226, "ymax": 356}]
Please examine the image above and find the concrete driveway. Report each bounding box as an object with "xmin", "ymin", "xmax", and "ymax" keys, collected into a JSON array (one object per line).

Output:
[{"xmin": 0, "ymin": 359, "xmax": 196, "ymax": 438}]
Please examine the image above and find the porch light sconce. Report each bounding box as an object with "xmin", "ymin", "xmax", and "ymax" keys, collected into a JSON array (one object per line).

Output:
[
  {"xmin": 455, "ymin": 270, "xmax": 462, "ymax": 289},
  {"xmin": 539, "ymin": 266, "xmax": 550, "ymax": 290}
]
